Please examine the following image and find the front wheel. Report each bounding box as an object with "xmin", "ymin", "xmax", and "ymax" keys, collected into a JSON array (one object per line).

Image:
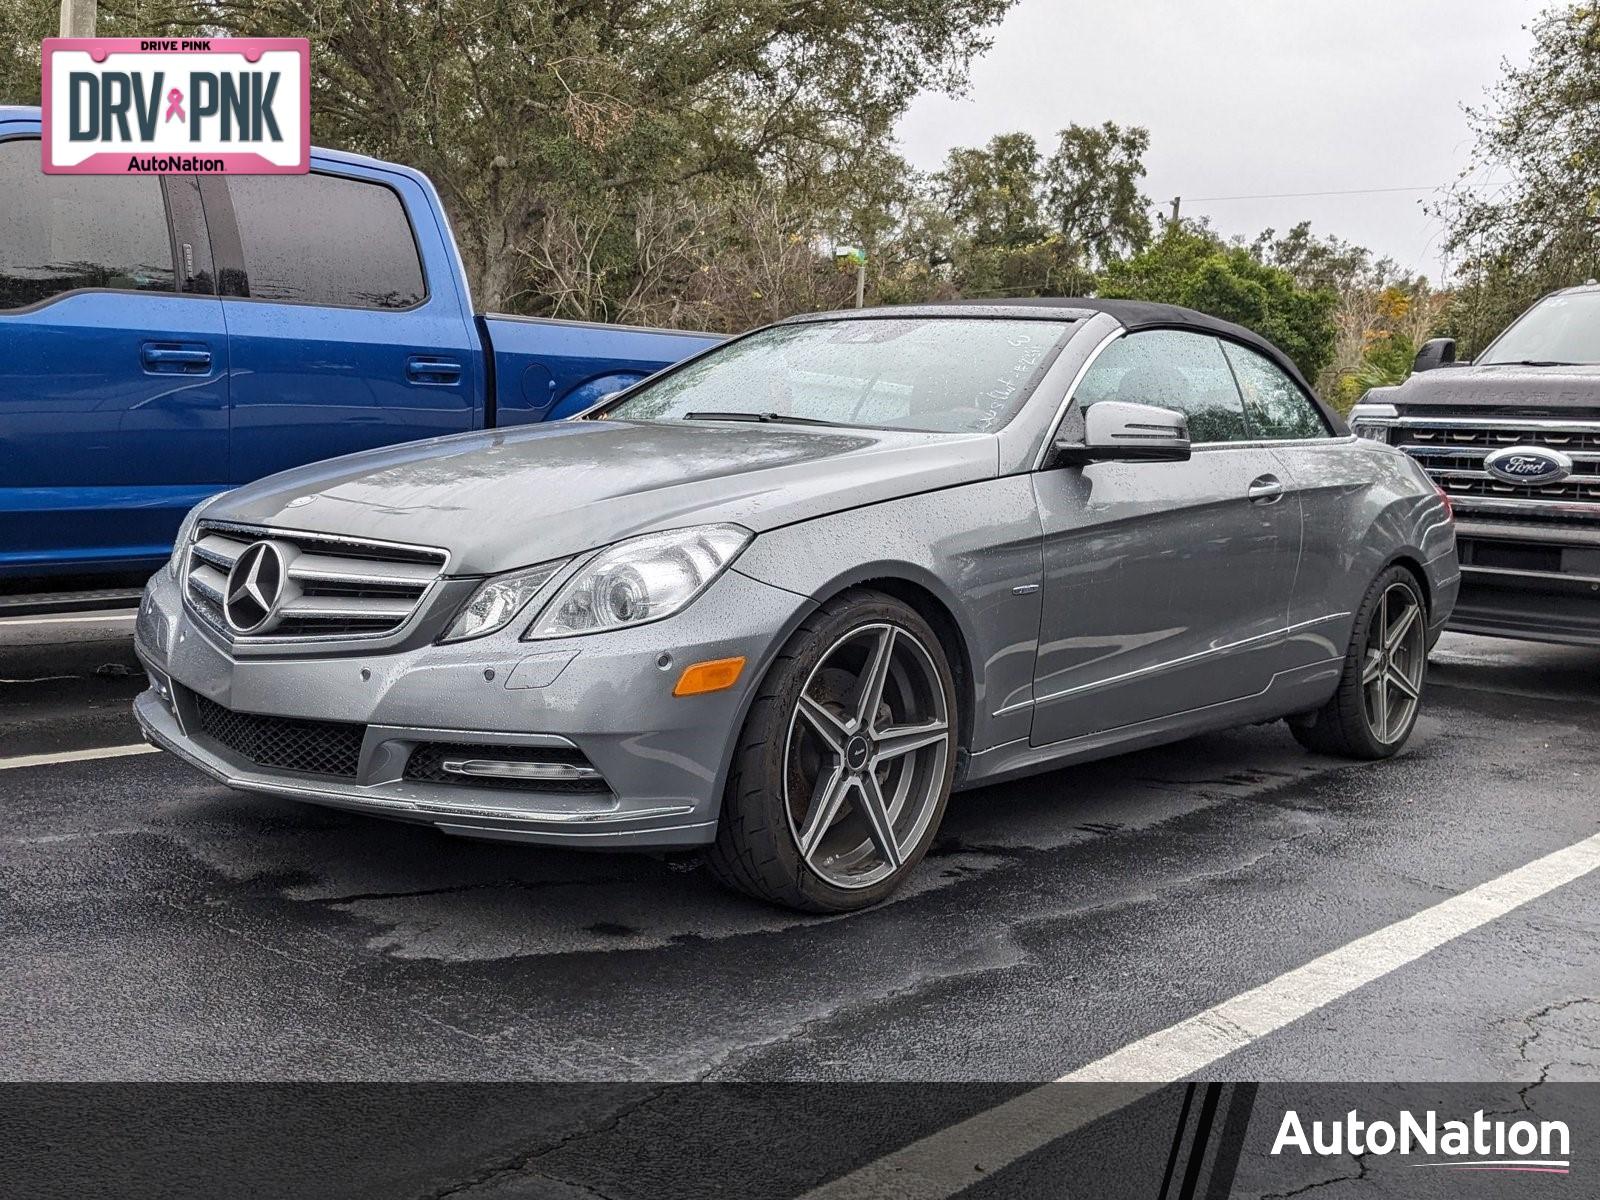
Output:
[
  {"xmin": 1290, "ymin": 565, "xmax": 1428, "ymax": 759},
  {"xmin": 707, "ymin": 590, "xmax": 958, "ymax": 913}
]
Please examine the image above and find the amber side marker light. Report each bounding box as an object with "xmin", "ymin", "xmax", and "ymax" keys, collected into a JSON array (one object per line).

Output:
[{"xmin": 673, "ymin": 656, "xmax": 746, "ymax": 696}]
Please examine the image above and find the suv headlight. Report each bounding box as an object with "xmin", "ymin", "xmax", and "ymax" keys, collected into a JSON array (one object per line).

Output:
[
  {"xmin": 441, "ymin": 561, "xmax": 566, "ymax": 643},
  {"xmin": 524, "ymin": 524, "xmax": 751, "ymax": 639},
  {"xmin": 1349, "ymin": 402, "xmax": 1399, "ymax": 444},
  {"xmin": 167, "ymin": 492, "xmax": 232, "ymax": 579}
]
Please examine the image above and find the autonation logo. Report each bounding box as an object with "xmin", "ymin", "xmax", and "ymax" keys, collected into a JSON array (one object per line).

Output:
[{"xmin": 1272, "ymin": 1108, "xmax": 1572, "ymax": 1175}]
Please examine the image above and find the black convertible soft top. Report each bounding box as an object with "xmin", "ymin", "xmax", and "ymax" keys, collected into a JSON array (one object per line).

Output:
[{"xmin": 783, "ymin": 297, "xmax": 1348, "ymax": 436}]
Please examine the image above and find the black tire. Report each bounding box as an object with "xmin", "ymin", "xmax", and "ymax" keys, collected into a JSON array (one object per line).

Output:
[
  {"xmin": 1290, "ymin": 565, "xmax": 1429, "ymax": 759},
  {"xmin": 706, "ymin": 588, "xmax": 959, "ymax": 913}
]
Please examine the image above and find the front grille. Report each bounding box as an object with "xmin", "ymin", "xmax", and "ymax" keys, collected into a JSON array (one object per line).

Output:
[
  {"xmin": 191, "ymin": 692, "xmax": 365, "ymax": 778},
  {"xmin": 404, "ymin": 743, "xmax": 609, "ymax": 793},
  {"xmin": 1396, "ymin": 417, "xmax": 1600, "ymax": 520},
  {"xmin": 183, "ymin": 521, "xmax": 447, "ymax": 643}
]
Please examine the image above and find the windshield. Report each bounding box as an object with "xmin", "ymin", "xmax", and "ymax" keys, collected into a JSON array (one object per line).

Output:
[
  {"xmin": 603, "ymin": 317, "xmax": 1073, "ymax": 433},
  {"xmin": 1479, "ymin": 290, "xmax": 1600, "ymax": 365}
]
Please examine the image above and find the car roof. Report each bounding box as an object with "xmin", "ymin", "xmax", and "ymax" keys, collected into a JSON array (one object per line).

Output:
[{"xmin": 776, "ymin": 297, "xmax": 1343, "ymax": 432}]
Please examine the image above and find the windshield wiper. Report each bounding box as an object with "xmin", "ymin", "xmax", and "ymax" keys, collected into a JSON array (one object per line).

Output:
[
  {"xmin": 683, "ymin": 411, "xmax": 849, "ymax": 427},
  {"xmin": 1485, "ymin": 359, "xmax": 1585, "ymax": 367}
]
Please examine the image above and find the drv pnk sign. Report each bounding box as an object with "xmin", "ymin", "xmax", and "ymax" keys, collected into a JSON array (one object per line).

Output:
[{"xmin": 41, "ymin": 37, "xmax": 309, "ymax": 174}]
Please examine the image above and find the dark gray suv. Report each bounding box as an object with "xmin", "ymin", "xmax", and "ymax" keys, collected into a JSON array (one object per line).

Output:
[{"xmin": 1353, "ymin": 284, "xmax": 1600, "ymax": 646}]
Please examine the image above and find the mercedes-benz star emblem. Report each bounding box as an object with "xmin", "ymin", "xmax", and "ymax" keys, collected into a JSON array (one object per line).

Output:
[{"xmin": 224, "ymin": 541, "xmax": 287, "ymax": 633}]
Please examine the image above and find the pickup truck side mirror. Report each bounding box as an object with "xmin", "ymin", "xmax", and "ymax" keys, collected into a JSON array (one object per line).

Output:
[
  {"xmin": 1051, "ymin": 401, "xmax": 1191, "ymax": 467},
  {"xmin": 1412, "ymin": 338, "xmax": 1457, "ymax": 373}
]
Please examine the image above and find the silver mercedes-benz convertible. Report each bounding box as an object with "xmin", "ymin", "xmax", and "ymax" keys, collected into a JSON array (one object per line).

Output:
[{"xmin": 134, "ymin": 300, "xmax": 1459, "ymax": 911}]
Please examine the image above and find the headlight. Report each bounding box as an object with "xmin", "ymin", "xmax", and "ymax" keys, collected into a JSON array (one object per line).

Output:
[
  {"xmin": 525, "ymin": 524, "xmax": 751, "ymax": 639},
  {"xmin": 441, "ymin": 561, "xmax": 566, "ymax": 643},
  {"xmin": 166, "ymin": 492, "xmax": 231, "ymax": 579},
  {"xmin": 1349, "ymin": 402, "xmax": 1398, "ymax": 444}
]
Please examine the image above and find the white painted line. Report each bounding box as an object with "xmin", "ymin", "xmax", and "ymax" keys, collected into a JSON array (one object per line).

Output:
[
  {"xmin": 0, "ymin": 743, "xmax": 159, "ymax": 772},
  {"xmin": 803, "ymin": 830, "xmax": 1600, "ymax": 1200},
  {"xmin": 1063, "ymin": 829, "xmax": 1600, "ymax": 1082},
  {"xmin": 0, "ymin": 612, "xmax": 138, "ymax": 627}
]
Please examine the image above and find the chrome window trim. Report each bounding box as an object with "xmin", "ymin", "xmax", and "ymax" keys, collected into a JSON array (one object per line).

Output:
[
  {"xmin": 1191, "ymin": 434, "xmax": 1357, "ymax": 452},
  {"xmin": 1036, "ymin": 326, "xmax": 1347, "ymax": 466},
  {"xmin": 1033, "ymin": 324, "xmax": 1126, "ymax": 469}
]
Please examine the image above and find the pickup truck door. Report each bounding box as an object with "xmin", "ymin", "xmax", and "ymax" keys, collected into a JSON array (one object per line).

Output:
[
  {"xmin": 0, "ymin": 134, "xmax": 228, "ymax": 582},
  {"xmin": 1028, "ymin": 330, "xmax": 1301, "ymax": 747},
  {"xmin": 202, "ymin": 165, "xmax": 481, "ymax": 482}
]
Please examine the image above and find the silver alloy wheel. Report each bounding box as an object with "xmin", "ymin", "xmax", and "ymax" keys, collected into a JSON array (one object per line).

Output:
[
  {"xmin": 1362, "ymin": 581, "xmax": 1425, "ymax": 744},
  {"xmin": 783, "ymin": 622, "xmax": 952, "ymax": 890}
]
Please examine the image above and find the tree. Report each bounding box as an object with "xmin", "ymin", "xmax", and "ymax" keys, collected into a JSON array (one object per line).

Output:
[
  {"xmin": 1042, "ymin": 121, "xmax": 1151, "ymax": 269},
  {"xmin": 0, "ymin": 0, "xmax": 1017, "ymax": 321},
  {"xmin": 934, "ymin": 132, "xmax": 1045, "ymax": 249},
  {"xmin": 1437, "ymin": 2, "xmax": 1600, "ymax": 351},
  {"xmin": 1097, "ymin": 221, "xmax": 1338, "ymax": 380}
]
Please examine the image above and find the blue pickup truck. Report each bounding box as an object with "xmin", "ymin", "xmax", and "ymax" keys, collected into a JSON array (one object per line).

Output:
[{"xmin": 0, "ymin": 105, "xmax": 719, "ymax": 610}]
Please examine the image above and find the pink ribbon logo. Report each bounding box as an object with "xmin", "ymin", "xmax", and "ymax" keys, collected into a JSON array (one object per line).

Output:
[{"xmin": 164, "ymin": 88, "xmax": 185, "ymax": 123}]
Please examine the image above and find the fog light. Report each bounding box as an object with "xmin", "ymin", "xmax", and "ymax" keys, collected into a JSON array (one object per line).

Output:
[
  {"xmin": 440, "ymin": 758, "xmax": 601, "ymax": 782},
  {"xmin": 673, "ymin": 656, "xmax": 746, "ymax": 696}
]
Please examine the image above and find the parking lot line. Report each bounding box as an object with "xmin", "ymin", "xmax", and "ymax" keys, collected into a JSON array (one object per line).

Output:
[
  {"xmin": 0, "ymin": 744, "xmax": 158, "ymax": 772},
  {"xmin": 803, "ymin": 830, "xmax": 1600, "ymax": 1199}
]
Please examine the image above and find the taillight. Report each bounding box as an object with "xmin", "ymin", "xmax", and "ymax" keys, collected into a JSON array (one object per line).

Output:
[{"xmin": 1435, "ymin": 483, "xmax": 1453, "ymax": 520}]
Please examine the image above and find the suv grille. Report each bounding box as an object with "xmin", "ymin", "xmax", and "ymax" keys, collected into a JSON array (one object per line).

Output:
[
  {"xmin": 191, "ymin": 693, "xmax": 364, "ymax": 777},
  {"xmin": 184, "ymin": 521, "xmax": 447, "ymax": 642},
  {"xmin": 1396, "ymin": 417, "xmax": 1600, "ymax": 517}
]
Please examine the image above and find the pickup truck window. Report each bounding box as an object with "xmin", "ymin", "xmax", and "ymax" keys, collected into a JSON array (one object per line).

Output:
[
  {"xmin": 0, "ymin": 138, "xmax": 176, "ymax": 310},
  {"xmin": 226, "ymin": 172, "xmax": 426, "ymax": 310}
]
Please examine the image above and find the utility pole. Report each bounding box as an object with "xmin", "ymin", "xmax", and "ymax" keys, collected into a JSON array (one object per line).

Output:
[
  {"xmin": 834, "ymin": 245, "xmax": 868, "ymax": 309},
  {"xmin": 59, "ymin": 0, "xmax": 96, "ymax": 37},
  {"xmin": 1169, "ymin": 195, "xmax": 1182, "ymax": 229}
]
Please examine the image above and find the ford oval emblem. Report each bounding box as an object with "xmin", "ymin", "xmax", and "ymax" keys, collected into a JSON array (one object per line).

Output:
[{"xmin": 1483, "ymin": 445, "xmax": 1572, "ymax": 487}]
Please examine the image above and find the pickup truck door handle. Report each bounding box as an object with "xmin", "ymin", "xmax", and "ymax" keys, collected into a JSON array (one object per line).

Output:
[
  {"xmin": 1247, "ymin": 475, "xmax": 1285, "ymax": 504},
  {"xmin": 141, "ymin": 343, "xmax": 212, "ymax": 373},
  {"xmin": 406, "ymin": 357, "xmax": 464, "ymax": 385}
]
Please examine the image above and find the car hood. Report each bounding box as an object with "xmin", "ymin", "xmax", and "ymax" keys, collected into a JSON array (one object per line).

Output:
[
  {"xmin": 207, "ymin": 419, "xmax": 1000, "ymax": 575},
  {"xmin": 1378, "ymin": 362, "xmax": 1600, "ymax": 412}
]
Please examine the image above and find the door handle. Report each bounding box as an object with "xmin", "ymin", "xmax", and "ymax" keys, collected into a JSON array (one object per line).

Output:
[
  {"xmin": 407, "ymin": 357, "xmax": 464, "ymax": 385},
  {"xmin": 141, "ymin": 344, "xmax": 212, "ymax": 372},
  {"xmin": 1247, "ymin": 475, "xmax": 1285, "ymax": 504}
]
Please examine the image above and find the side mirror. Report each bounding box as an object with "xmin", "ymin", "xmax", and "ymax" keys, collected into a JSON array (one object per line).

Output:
[
  {"xmin": 1412, "ymin": 338, "xmax": 1457, "ymax": 373},
  {"xmin": 1052, "ymin": 401, "xmax": 1191, "ymax": 467}
]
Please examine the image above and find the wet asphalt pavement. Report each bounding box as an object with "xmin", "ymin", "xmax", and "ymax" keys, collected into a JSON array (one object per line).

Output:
[{"xmin": 0, "ymin": 615, "xmax": 1595, "ymax": 1084}]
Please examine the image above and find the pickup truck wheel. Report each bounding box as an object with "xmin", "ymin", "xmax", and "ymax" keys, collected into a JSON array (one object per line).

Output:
[
  {"xmin": 707, "ymin": 590, "xmax": 957, "ymax": 913},
  {"xmin": 1290, "ymin": 566, "xmax": 1428, "ymax": 759}
]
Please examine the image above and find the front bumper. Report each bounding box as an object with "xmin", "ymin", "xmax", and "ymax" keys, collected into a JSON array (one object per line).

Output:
[
  {"xmin": 1445, "ymin": 519, "xmax": 1600, "ymax": 646},
  {"xmin": 133, "ymin": 565, "xmax": 812, "ymax": 848}
]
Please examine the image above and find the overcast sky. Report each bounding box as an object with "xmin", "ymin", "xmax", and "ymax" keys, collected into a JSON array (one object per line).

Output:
[{"xmin": 895, "ymin": 0, "xmax": 1543, "ymax": 280}]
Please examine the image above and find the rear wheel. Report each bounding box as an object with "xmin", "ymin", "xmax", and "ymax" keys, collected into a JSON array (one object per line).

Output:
[
  {"xmin": 1291, "ymin": 566, "xmax": 1428, "ymax": 759},
  {"xmin": 707, "ymin": 590, "xmax": 958, "ymax": 912}
]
